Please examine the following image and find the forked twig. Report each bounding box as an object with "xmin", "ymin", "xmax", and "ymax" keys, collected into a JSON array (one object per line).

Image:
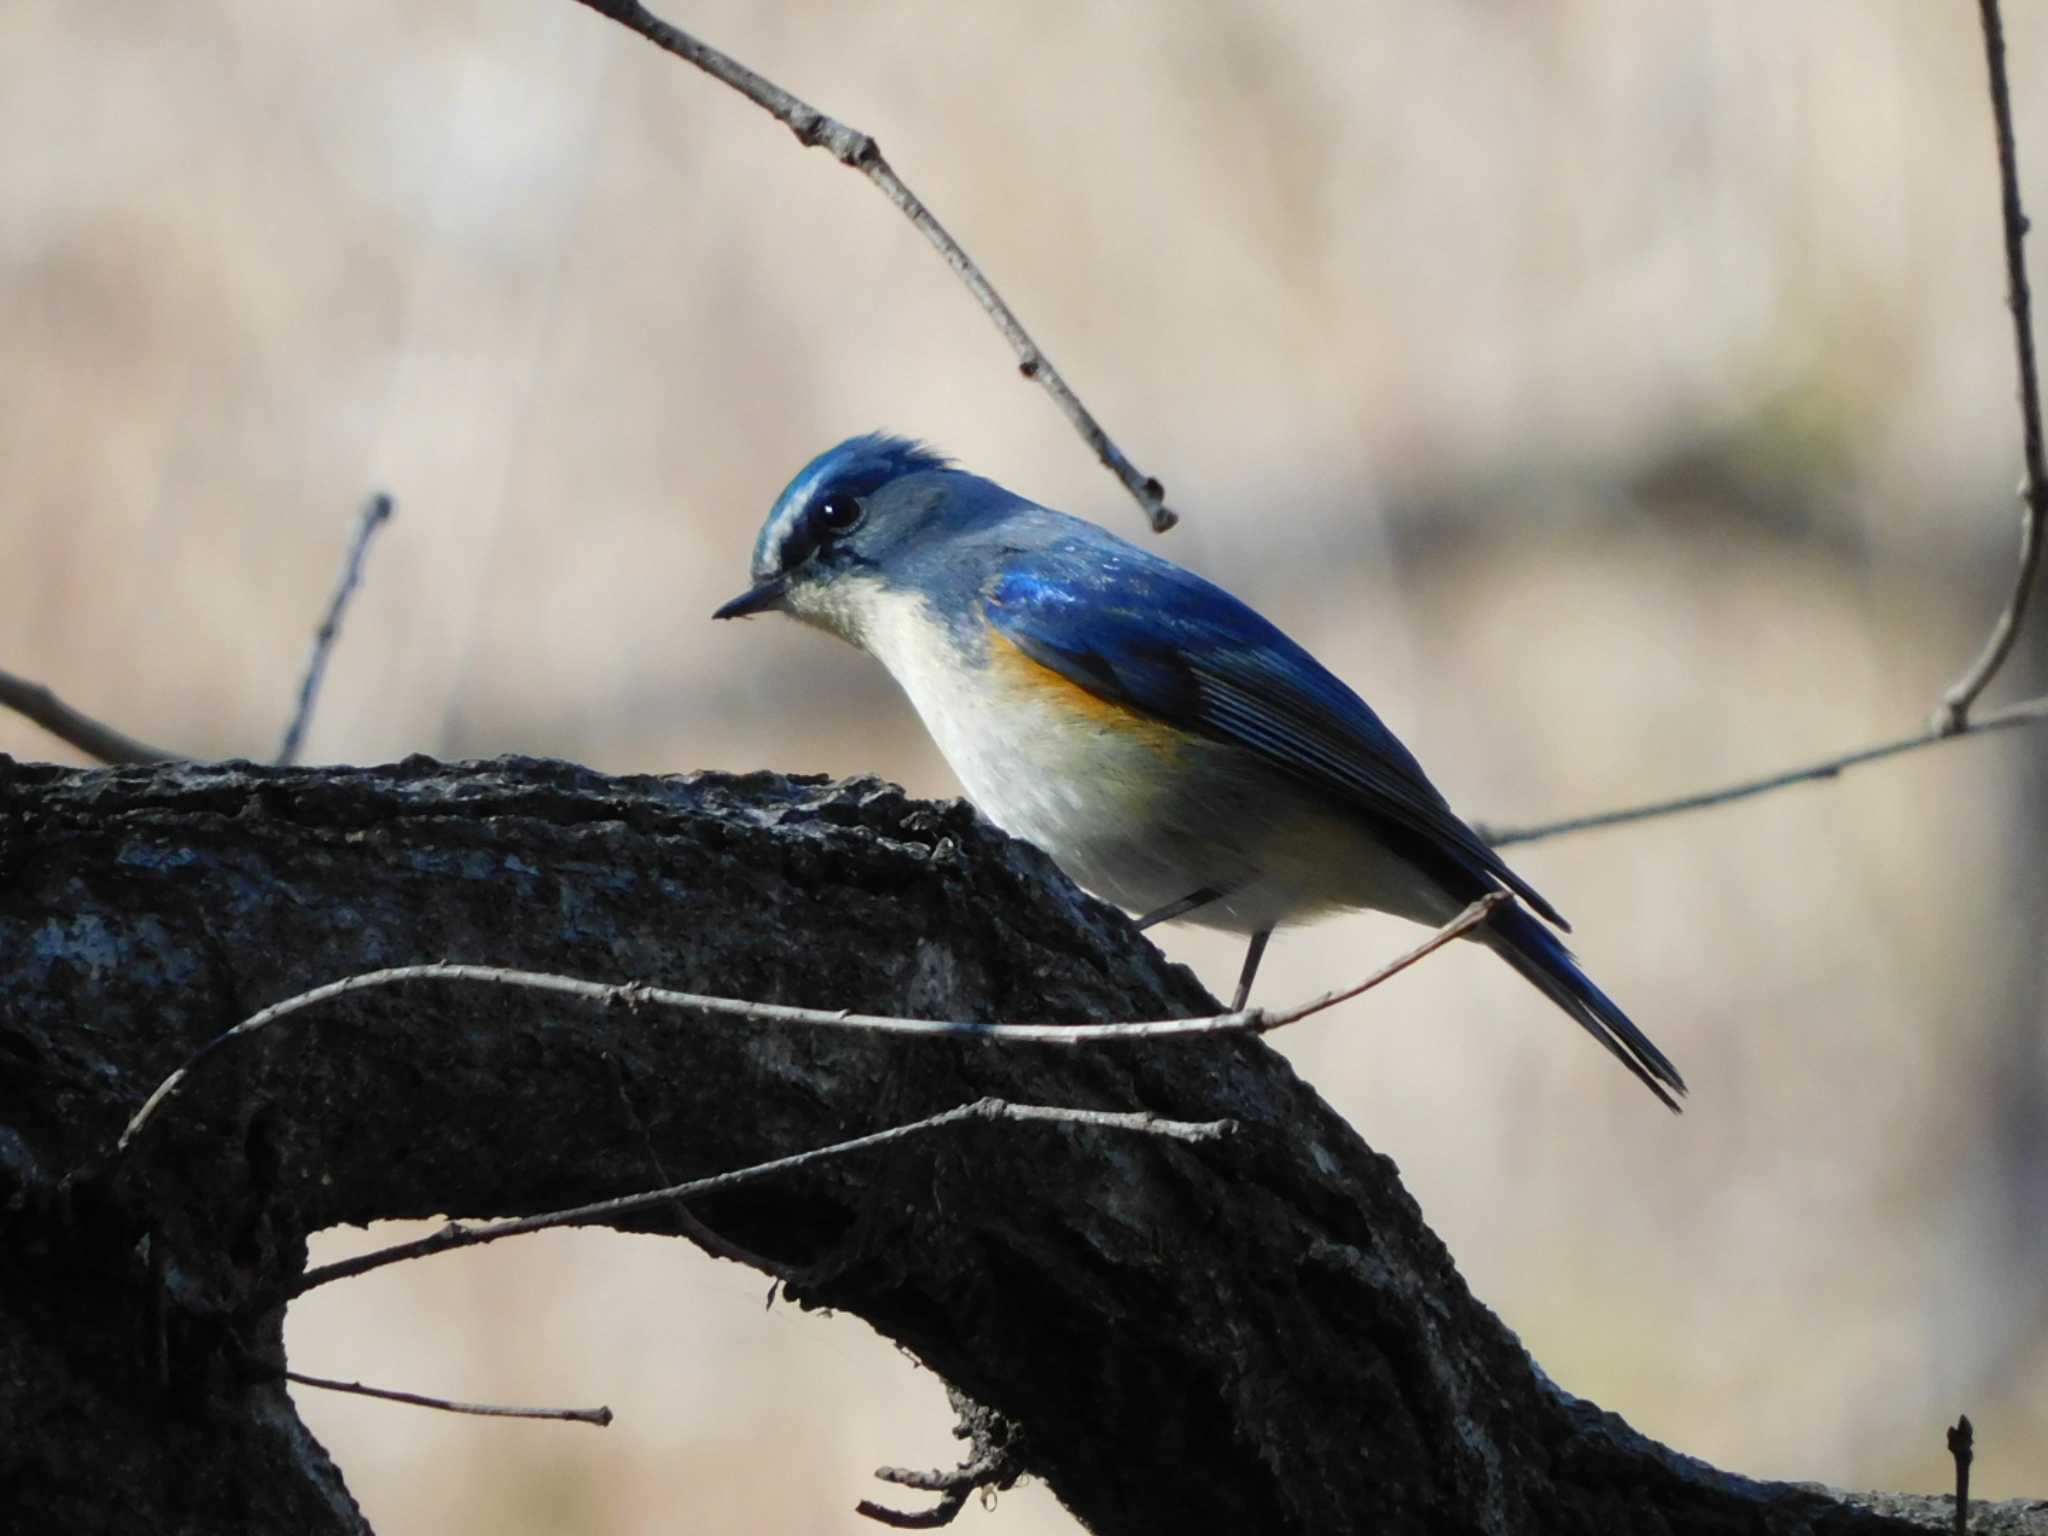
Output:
[
  {"xmin": 858, "ymin": 1384, "xmax": 1024, "ymax": 1530},
  {"xmin": 1939, "ymin": 0, "xmax": 2047, "ymax": 734},
  {"xmin": 1481, "ymin": 695, "xmax": 2048, "ymax": 848},
  {"xmin": 260, "ymin": 1098, "xmax": 1232, "ymax": 1312},
  {"xmin": 857, "ymin": 1450, "xmax": 1010, "ymax": 1530},
  {"xmin": 610, "ymin": 1056, "xmax": 799, "ymax": 1279}
]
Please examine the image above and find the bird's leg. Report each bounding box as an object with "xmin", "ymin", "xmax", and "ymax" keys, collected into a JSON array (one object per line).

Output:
[
  {"xmin": 1134, "ymin": 885, "xmax": 1228, "ymax": 932},
  {"xmin": 1231, "ymin": 927, "xmax": 1273, "ymax": 1012}
]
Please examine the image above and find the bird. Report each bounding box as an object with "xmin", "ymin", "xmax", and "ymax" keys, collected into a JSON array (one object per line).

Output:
[{"xmin": 715, "ymin": 433, "xmax": 1685, "ymax": 1110}]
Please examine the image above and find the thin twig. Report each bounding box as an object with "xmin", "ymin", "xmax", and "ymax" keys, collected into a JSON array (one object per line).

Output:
[
  {"xmin": 0, "ymin": 667, "xmax": 180, "ymax": 765},
  {"xmin": 565, "ymin": 0, "xmax": 1175, "ymax": 534},
  {"xmin": 1252, "ymin": 894, "xmax": 1504, "ymax": 1026},
  {"xmin": 1948, "ymin": 1414, "xmax": 1974, "ymax": 1535},
  {"xmin": 1479, "ymin": 694, "xmax": 2048, "ymax": 848},
  {"xmin": 610, "ymin": 1055, "xmax": 799, "ymax": 1279},
  {"xmin": 115, "ymin": 898, "xmax": 1500, "ymax": 1155},
  {"xmin": 285, "ymin": 1370, "xmax": 612, "ymax": 1426},
  {"xmin": 859, "ymin": 1384, "xmax": 1022, "ymax": 1529},
  {"xmin": 856, "ymin": 1487, "xmax": 972, "ymax": 1530},
  {"xmin": 1, "ymin": 493, "xmax": 392, "ymax": 767},
  {"xmin": 1939, "ymin": 0, "xmax": 2047, "ymax": 734},
  {"xmin": 277, "ymin": 493, "xmax": 394, "ymax": 766},
  {"xmin": 858, "ymin": 1445, "xmax": 1017, "ymax": 1528},
  {"xmin": 262, "ymin": 1099, "xmax": 1232, "ymax": 1311}
]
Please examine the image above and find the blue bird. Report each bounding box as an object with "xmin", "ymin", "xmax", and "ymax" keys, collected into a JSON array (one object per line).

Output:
[{"xmin": 716, "ymin": 434, "xmax": 1686, "ymax": 1110}]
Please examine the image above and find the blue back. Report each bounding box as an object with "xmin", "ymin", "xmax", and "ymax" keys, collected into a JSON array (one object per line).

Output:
[{"xmin": 974, "ymin": 530, "xmax": 1567, "ymax": 927}]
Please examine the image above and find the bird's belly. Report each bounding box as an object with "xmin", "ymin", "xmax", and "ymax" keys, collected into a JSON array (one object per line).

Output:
[
  {"xmin": 864, "ymin": 599, "xmax": 1445, "ymax": 932},
  {"xmin": 936, "ymin": 685, "xmax": 1194, "ymax": 906}
]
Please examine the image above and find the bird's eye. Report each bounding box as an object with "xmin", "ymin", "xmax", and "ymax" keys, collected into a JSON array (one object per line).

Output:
[{"xmin": 815, "ymin": 494, "xmax": 864, "ymax": 535}]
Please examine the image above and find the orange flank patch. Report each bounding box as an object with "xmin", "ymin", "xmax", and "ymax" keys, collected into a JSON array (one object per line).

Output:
[{"xmin": 984, "ymin": 630, "xmax": 1185, "ymax": 753}]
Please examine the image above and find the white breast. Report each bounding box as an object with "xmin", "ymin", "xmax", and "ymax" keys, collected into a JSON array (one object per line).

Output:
[
  {"xmin": 854, "ymin": 585, "xmax": 1169, "ymax": 863},
  {"xmin": 798, "ymin": 577, "xmax": 1446, "ymax": 934}
]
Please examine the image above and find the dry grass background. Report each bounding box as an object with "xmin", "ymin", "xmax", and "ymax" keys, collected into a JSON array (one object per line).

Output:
[{"xmin": 5, "ymin": 2, "xmax": 2046, "ymax": 1530}]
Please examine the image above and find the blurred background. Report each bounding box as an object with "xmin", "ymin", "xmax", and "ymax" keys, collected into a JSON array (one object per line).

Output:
[{"xmin": 5, "ymin": 0, "xmax": 2046, "ymax": 1528}]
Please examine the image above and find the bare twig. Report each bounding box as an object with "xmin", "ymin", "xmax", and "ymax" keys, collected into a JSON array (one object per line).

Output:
[
  {"xmin": 609, "ymin": 1055, "xmax": 799, "ymax": 1279},
  {"xmin": 284, "ymin": 1370, "xmax": 612, "ymax": 1426},
  {"xmin": 857, "ymin": 1384, "xmax": 1023, "ymax": 1529},
  {"xmin": 857, "ymin": 1450, "xmax": 1010, "ymax": 1529},
  {"xmin": 1252, "ymin": 894, "xmax": 1504, "ymax": 1026},
  {"xmin": 277, "ymin": 493, "xmax": 394, "ymax": 766},
  {"xmin": 1479, "ymin": 694, "xmax": 2048, "ymax": 848},
  {"xmin": 0, "ymin": 667, "xmax": 180, "ymax": 765},
  {"xmin": 115, "ymin": 898, "xmax": 1500, "ymax": 1155},
  {"xmin": 1, "ymin": 493, "xmax": 391, "ymax": 768},
  {"xmin": 1939, "ymin": 0, "xmax": 2047, "ymax": 734},
  {"xmin": 565, "ymin": 0, "xmax": 1175, "ymax": 534},
  {"xmin": 856, "ymin": 1487, "xmax": 973, "ymax": 1530},
  {"xmin": 1949, "ymin": 1414, "xmax": 1974, "ymax": 1535},
  {"xmin": 263, "ymin": 1099, "xmax": 1233, "ymax": 1310}
]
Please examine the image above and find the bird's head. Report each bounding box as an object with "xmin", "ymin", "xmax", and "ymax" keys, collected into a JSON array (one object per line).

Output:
[{"xmin": 715, "ymin": 433, "xmax": 1002, "ymax": 643}]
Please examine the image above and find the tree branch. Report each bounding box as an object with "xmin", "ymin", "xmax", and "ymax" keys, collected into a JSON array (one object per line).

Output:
[
  {"xmin": 1473, "ymin": 0, "xmax": 2048, "ymax": 849},
  {"xmin": 565, "ymin": 0, "xmax": 1176, "ymax": 533},
  {"xmin": 273, "ymin": 1098, "xmax": 1232, "ymax": 1309},
  {"xmin": 1480, "ymin": 693, "xmax": 2048, "ymax": 848},
  {"xmin": 1938, "ymin": 0, "xmax": 2048, "ymax": 733},
  {"xmin": 857, "ymin": 1383, "xmax": 1023, "ymax": 1529},
  {"xmin": 0, "ymin": 666, "xmax": 181, "ymax": 765},
  {"xmin": 3, "ymin": 756, "xmax": 2036, "ymax": 1534},
  {"xmin": 277, "ymin": 493, "xmax": 393, "ymax": 767},
  {"xmin": 114, "ymin": 894, "xmax": 1500, "ymax": 1154},
  {"xmin": 284, "ymin": 1371, "xmax": 612, "ymax": 1426}
]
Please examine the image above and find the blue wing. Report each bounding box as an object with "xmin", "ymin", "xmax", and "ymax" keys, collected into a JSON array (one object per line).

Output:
[{"xmin": 982, "ymin": 538, "xmax": 1567, "ymax": 929}]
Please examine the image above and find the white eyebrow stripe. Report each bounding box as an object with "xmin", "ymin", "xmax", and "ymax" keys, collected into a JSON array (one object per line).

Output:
[
  {"xmin": 779, "ymin": 466, "xmax": 828, "ymax": 514},
  {"xmin": 760, "ymin": 473, "xmax": 826, "ymax": 569}
]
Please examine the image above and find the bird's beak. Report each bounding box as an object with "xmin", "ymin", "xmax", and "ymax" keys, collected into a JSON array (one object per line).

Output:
[{"xmin": 712, "ymin": 574, "xmax": 790, "ymax": 620}]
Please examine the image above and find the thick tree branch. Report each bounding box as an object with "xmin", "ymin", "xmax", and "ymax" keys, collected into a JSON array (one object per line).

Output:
[
  {"xmin": 114, "ymin": 893, "xmax": 1498, "ymax": 1153},
  {"xmin": 0, "ymin": 756, "xmax": 2038, "ymax": 1535}
]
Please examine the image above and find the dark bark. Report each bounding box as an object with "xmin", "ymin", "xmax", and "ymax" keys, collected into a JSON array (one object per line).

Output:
[{"xmin": 0, "ymin": 754, "xmax": 2035, "ymax": 1535}]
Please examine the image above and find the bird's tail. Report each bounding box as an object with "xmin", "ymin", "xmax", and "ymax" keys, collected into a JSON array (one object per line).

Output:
[{"xmin": 1479, "ymin": 900, "xmax": 1687, "ymax": 1113}]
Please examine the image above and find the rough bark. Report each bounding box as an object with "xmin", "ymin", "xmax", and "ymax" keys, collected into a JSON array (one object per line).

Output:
[{"xmin": 0, "ymin": 754, "xmax": 2037, "ymax": 1535}]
